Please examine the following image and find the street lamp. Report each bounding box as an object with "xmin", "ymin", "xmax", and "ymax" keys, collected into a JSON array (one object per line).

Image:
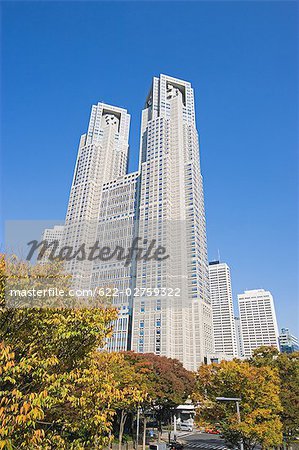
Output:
[
  {"xmin": 173, "ymin": 415, "xmax": 177, "ymax": 442},
  {"xmin": 216, "ymin": 397, "xmax": 244, "ymax": 450},
  {"xmin": 136, "ymin": 404, "xmax": 140, "ymax": 450}
]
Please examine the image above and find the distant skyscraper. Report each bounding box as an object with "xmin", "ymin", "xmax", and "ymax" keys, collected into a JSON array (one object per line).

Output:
[
  {"xmin": 41, "ymin": 225, "xmax": 64, "ymax": 262},
  {"xmin": 279, "ymin": 328, "xmax": 299, "ymax": 353},
  {"xmin": 42, "ymin": 225, "xmax": 64, "ymax": 244},
  {"xmin": 208, "ymin": 261, "xmax": 238, "ymax": 357},
  {"xmin": 238, "ymin": 289, "xmax": 279, "ymax": 358},
  {"xmin": 234, "ymin": 316, "xmax": 244, "ymax": 358},
  {"xmin": 44, "ymin": 74, "xmax": 213, "ymax": 370}
]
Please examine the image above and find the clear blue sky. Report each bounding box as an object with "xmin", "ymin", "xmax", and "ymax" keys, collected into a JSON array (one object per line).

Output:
[{"xmin": 1, "ymin": 1, "xmax": 298, "ymax": 333}]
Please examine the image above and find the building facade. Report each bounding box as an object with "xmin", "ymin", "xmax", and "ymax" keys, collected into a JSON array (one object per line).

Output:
[
  {"xmin": 234, "ymin": 316, "xmax": 244, "ymax": 358},
  {"xmin": 62, "ymin": 103, "xmax": 131, "ymax": 289},
  {"xmin": 208, "ymin": 261, "xmax": 238, "ymax": 357},
  {"xmin": 90, "ymin": 171, "xmax": 139, "ymax": 352},
  {"xmin": 43, "ymin": 74, "xmax": 213, "ymax": 370},
  {"xmin": 238, "ymin": 289, "xmax": 279, "ymax": 358},
  {"xmin": 131, "ymin": 75, "xmax": 213, "ymax": 370},
  {"xmin": 40, "ymin": 225, "xmax": 65, "ymax": 262},
  {"xmin": 42, "ymin": 225, "xmax": 65, "ymax": 245},
  {"xmin": 279, "ymin": 328, "xmax": 299, "ymax": 353}
]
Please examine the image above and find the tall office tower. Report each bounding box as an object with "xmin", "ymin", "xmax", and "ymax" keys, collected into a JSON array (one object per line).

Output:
[
  {"xmin": 62, "ymin": 103, "xmax": 131, "ymax": 289},
  {"xmin": 208, "ymin": 261, "xmax": 238, "ymax": 357},
  {"xmin": 238, "ymin": 289, "xmax": 279, "ymax": 358},
  {"xmin": 61, "ymin": 102, "xmax": 136, "ymax": 351},
  {"xmin": 234, "ymin": 316, "xmax": 244, "ymax": 358},
  {"xmin": 279, "ymin": 328, "xmax": 299, "ymax": 353},
  {"xmin": 131, "ymin": 75, "xmax": 213, "ymax": 371}
]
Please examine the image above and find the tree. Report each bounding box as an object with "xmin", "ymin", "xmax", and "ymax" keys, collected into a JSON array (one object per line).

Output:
[
  {"xmin": 251, "ymin": 346, "xmax": 299, "ymax": 445},
  {"xmin": 98, "ymin": 352, "xmax": 148, "ymax": 450},
  {"xmin": 124, "ymin": 352, "xmax": 195, "ymax": 440},
  {"xmin": 0, "ymin": 253, "xmax": 124, "ymax": 449},
  {"xmin": 250, "ymin": 346, "xmax": 279, "ymax": 367},
  {"xmin": 0, "ymin": 344, "xmax": 140, "ymax": 449},
  {"xmin": 0, "ymin": 341, "xmax": 50, "ymax": 449},
  {"xmin": 46, "ymin": 351, "xmax": 147, "ymax": 450},
  {"xmin": 195, "ymin": 360, "xmax": 283, "ymax": 450}
]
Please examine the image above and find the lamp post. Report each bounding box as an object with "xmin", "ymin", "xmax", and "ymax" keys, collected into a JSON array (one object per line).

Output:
[
  {"xmin": 136, "ymin": 405, "xmax": 140, "ymax": 450},
  {"xmin": 216, "ymin": 397, "xmax": 244, "ymax": 450},
  {"xmin": 173, "ymin": 415, "xmax": 177, "ymax": 442}
]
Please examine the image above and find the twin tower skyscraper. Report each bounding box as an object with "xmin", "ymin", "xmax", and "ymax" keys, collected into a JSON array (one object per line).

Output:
[{"xmin": 57, "ymin": 74, "xmax": 213, "ymax": 371}]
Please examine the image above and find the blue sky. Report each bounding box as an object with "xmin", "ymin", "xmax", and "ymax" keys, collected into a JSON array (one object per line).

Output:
[{"xmin": 1, "ymin": 1, "xmax": 298, "ymax": 333}]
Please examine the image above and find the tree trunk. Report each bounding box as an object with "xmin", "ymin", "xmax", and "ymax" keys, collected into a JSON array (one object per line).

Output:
[
  {"xmin": 119, "ymin": 410, "xmax": 127, "ymax": 450},
  {"xmin": 157, "ymin": 409, "xmax": 162, "ymax": 443}
]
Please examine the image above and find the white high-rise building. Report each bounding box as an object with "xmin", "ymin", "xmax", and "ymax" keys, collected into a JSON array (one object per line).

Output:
[
  {"xmin": 209, "ymin": 261, "xmax": 238, "ymax": 357},
  {"xmin": 131, "ymin": 75, "xmax": 213, "ymax": 370},
  {"xmin": 90, "ymin": 171, "xmax": 139, "ymax": 352},
  {"xmin": 238, "ymin": 289, "xmax": 279, "ymax": 358},
  {"xmin": 45, "ymin": 74, "xmax": 213, "ymax": 369},
  {"xmin": 61, "ymin": 102, "xmax": 134, "ymax": 351},
  {"xmin": 62, "ymin": 103, "xmax": 131, "ymax": 289}
]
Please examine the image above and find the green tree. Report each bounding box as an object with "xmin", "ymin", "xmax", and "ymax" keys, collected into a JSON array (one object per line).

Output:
[
  {"xmin": 97, "ymin": 352, "xmax": 148, "ymax": 450},
  {"xmin": 195, "ymin": 359, "xmax": 283, "ymax": 450},
  {"xmin": 0, "ymin": 253, "xmax": 125, "ymax": 449},
  {"xmin": 251, "ymin": 346, "xmax": 299, "ymax": 445}
]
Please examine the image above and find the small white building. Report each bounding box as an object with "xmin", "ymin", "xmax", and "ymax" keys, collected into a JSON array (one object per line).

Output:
[{"xmin": 175, "ymin": 398, "xmax": 195, "ymax": 431}]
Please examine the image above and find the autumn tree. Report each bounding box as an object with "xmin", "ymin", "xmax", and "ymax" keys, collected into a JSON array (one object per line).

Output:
[
  {"xmin": 46, "ymin": 351, "xmax": 148, "ymax": 450},
  {"xmin": 195, "ymin": 359, "xmax": 283, "ymax": 450},
  {"xmin": 0, "ymin": 341, "xmax": 51, "ymax": 449},
  {"xmin": 249, "ymin": 346, "xmax": 279, "ymax": 367},
  {"xmin": 0, "ymin": 342, "xmax": 147, "ymax": 449},
  {"xmin": 0, "ymin": 253, "xmax": 127, "ymax": 449},
  {"xmin": 100, "ymin": 353, "xmax": 149, "ymax": 450},
  {"xmin": 124, "ymin": 352, "xmax": 195, "ymax": 440},
  {"xmin": 251, "ymin": 346, "xmax": 299, "ymax": 445}
]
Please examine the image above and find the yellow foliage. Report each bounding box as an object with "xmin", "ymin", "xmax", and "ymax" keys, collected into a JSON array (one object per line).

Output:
[{"xmin": 196, "ymin": 359, "xmax": 283, "ymax": 449}]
